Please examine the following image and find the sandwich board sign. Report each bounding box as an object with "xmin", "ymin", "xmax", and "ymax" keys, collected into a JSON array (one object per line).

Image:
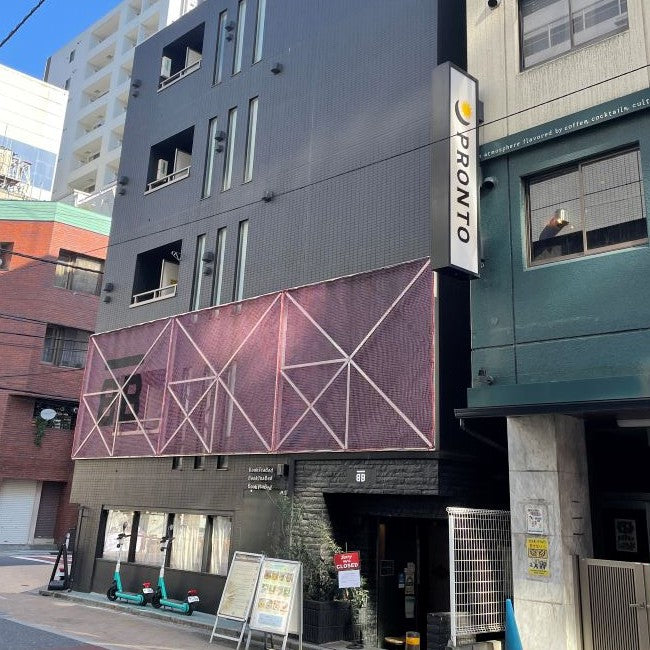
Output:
[
  {"xmin": 245, "ymin": 558, "xmax": 303, "ymax": 650},
  {"xmin": 210, "ymin": 552, "xmax": 265, "ymax": 647}
]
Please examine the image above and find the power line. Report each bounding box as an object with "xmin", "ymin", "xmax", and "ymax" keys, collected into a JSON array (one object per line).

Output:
[
  {"xmin": 0, "ymin": 0, "xmax": 47, "ymax": 50},
  {"xmin": 0, "ymin": 247, "xmax": 105, "ymax": 273}
]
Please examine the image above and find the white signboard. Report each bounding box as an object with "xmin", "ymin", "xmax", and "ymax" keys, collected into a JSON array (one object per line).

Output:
[
  {"xmin": 525, "ymin": 503, "xmax": 548, "ymax": 535},
  {"xmin": 338, "ymin": 569, "xmax": 361, "ymax": 588},
  {"xmin": 218, "ymin": 552, "xmax": 265, "ymax": 620},
  {"xmin": 249, "ymin": 558, "xmax": 301, "ymax": 635},
  {"xmin": 448, "ymin": 66, "xmax": 478, "ymax": 276}
]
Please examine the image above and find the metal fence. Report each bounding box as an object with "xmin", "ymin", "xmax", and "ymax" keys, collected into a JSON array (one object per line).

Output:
[{"xmin": 447, "ymin": 507, "xmax": 512, "ymax": 645}]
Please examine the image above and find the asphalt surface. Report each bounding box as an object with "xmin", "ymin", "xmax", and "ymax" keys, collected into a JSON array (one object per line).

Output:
[
  {"xmin": 0, "ymin": 615, "xmax": 104, "ymax": 649},
  {"xmin": 0, "ymin": 554, "xmax": 55, "ymax": 566}
]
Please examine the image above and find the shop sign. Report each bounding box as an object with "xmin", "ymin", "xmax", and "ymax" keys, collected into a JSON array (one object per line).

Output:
[
  {"xmin": 350, "ymin": 467, "xmax": 375, "ymax": 485},
  {"xmin": 431, "ymin": 61, "xmax": 479, "ymax": 278},
  {"xmin": 526, "ymin": 536, "xmax": 550, "ymax": 577},
  {"xmin": 247, "ymin": 466, "xmax": 275, "ymax": 492},
  {"xmin": 334, "ymin": 551, "xmax": 360, "ymax": 571}
]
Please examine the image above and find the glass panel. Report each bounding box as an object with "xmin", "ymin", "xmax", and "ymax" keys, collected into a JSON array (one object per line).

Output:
[
  {"xmin": 233, "ymin": 0, "xmax": 247, "ymax": 74},
  {"xmin": 54, "ymin": 252, "xmax": 72, "ymax": 289},
  {"xmin": 135, "ymin": 511, "xmax": 167, "ymax": 565},
  {"xmin": 253, "ymin": 0, "xmax": 266, "ymax": 63},
  {"xmin": 234, "ymin": 220, "xmax": 248, "ymax": 301},
  {"xmin": 572, "ymin": 0, "xmax": 628, "ymax": 47},
  {"xmin": 244, "ymin": 97, "xmax": 259, "ymax": 183},
  {"xmin": 209, "ymin": 516, "xmax": 232, "ymax": 575},
  {"xmin": 222, "ymin": 107, "xmax": 237, "ymax": 191},
  {"xmin": 212, "ymin": 227, "xmax": 227, "ymax": 305},
  {"xmin": 103, "ymin": 510, "xmax": 134, "ymax": 561},
  {"xmin": 191, "ymin": 234, "xmax": 206, "ymax": 310},
  {"xmin": 170, "ymin": 513, "xmax": 206, "ymax": 572},
  {"xmin": 529, "ymin": 169, "xmax": 584, "ymax": 262},
  {"xmin": 583, "ymin": 150, "xmax": 647, "ymax": 250},
  {"xmin": 214, "ymin": 11, "xmax": 227, "ymax": 84},
  {"xmin": 0, "ymin": 242, "xmax": 12, "ymax": 270},
  {"xmin": 521, "ymin": 0, "xmax": 571, "ymax": 67},
  {"xmin": 42, "ymin": 325, "xmax": 57, "ymax": 363},
  {"xmin": 203, "ymin": 117, "xmax": 218, "ymax": 198},
  {"xmin": 59, "ymin": 329, "xmax": 90, "ymax": 368},
  {"xmin": 69, "ymin": 256, "xmax": 103, "ymax": 294}
]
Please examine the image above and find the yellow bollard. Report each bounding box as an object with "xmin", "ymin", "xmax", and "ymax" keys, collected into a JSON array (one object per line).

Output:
[{"xmin": 405, "ymin": 631, "xmax": 420, "ymax": 650}]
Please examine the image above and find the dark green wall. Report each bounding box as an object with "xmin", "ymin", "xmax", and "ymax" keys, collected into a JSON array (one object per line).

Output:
[{"xmin": 470, "ymin": 108, "xmax": 650, "ymax": 408}]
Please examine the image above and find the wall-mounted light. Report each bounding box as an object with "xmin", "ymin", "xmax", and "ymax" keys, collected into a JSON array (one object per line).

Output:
[
  {"xmin": 215, "ymin": 144, "xmax": 224, "ymax": 153},
  {"xmin": 203, "ymin": 266, "xmax": 213, "ymax": 276},
  {"xmin": 480, "ymin": 176, "xmax": 497, "ymax": 191},
  {"xmin": 102, "ymin": 295, "xmax": 112, "ymax": 303},
  {"xmin": 262, "ymin": 190, "xmax": 274, "ymax": 202},
  {"xmin": 131, "ymin": 79, "xmax": 142, "ymax": 88},
  {"xmin": 215, "ymin": 131, "xmax": 226, "ymax": 142},
  {"xmin": 202, "ymin": 251, "xmax": 215, "ymax": 263},
  {"xmin": 477, "ymin": 368, "xmax": 494, "ymax": 385},
  {"xmin": 117, "ymin": 187, "xmax": 126, "ymax": 195},
  {"xmin": 271, "ymin": 62, "xmax": 283, "ymax": 75},
  {"xmin": 118, "ymin": 175, "xmax": 129, "ymax": 186},
  {"xmin": 103, "ymin": 282, "xmax": 114, "ymax": 292},
  {"xmin": 487, "ymin": 0, "xmax": 501, "ymax": 7},
  {"xmin": 225, "ymin": 20, "xmax": 236, "ymax": 40}
]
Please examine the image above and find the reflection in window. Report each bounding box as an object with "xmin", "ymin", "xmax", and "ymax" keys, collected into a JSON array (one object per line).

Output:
[
  {"xmin": 253, "ymin": 0, "xmax": 266, "ymax": 63},
  {"xmin": 233, "ymin": 219, "xmax": 248, "ymax": 301},
  {"xmin": 54, "ymin": 251, "xmax": 104, "ymax": 295},
  {"xmin": 243, "ymin": 97, "xmax": 259, "ymax": 183},
  {"xmin": 190, "ymin": 234, "xmax": 206, "ymax": 310},
  {"xmin": 212, "ymin": 227, "xmax": 227, "ymax": 305},
  {"xmin": 528, "ymin": 148, "xmax": 647, "ymax": 265},
  {"xmin": 202, "ymin": 117, "xmax": 219, "ymax": 198},
  {"xmin": 233, "ymin": 0, "xmax": 247, "ymax": 74},
  {"xmin": 42, "ymin": 325, "xmax": 90, "ymax": 368},
  {"xmin": 213, "ymin": 10, "xmax": 227, "ymax": 84},
  {"xmin": 222, "ymin": 107, "xmax": 238, "ymax": 191},
  {"xmin": 135, "ymin": 511, "xmax": 167, "ymax": 565},
  {"xmin": 520, "ymin": 0, "xmax": 628, "ymax": 68},
  {"xmin": 170, "ymin": 513, "xmax": 206, "ymax": 572},
  {"xmin": 209, "ymin": 516, "xmax": 232, "ymax": 575},
  {"xmin": 103, "ymin": 510, "xmax": 134, "ymax": 561}
]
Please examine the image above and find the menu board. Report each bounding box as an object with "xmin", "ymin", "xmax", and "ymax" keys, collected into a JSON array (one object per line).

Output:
[
  {"xmin": 249, "ymin": 559, "xmax": 301, "ymax": 635},
  {"xmin": 218, "ymin": 552, "xmax": 264, "ymax": 620}
]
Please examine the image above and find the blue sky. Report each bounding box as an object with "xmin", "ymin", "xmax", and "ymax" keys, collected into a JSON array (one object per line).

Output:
[{"xmin": 0, "ymin": 0, "xmax": 121, "ymax": 80}]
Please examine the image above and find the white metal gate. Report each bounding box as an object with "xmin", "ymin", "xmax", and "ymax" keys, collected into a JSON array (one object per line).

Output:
[
  {"xmin": 0, "ymin": 479, "xmax": 39, "ymax": 544},
  {"xmin": 447, "ymin": 508, "xmax": 512, "ymax": 646},
  {"xmin": 580, "ymin": 559, "xmax": 650, "ymax": 650}
]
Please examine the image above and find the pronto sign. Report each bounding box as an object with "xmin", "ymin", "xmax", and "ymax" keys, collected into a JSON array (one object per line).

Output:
[{"xmin": 431, "ymin": 61, "xmax": 479, "ymax": 278}]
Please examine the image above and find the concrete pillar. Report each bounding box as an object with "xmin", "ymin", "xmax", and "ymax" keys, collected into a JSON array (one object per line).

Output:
[{"xmin": 507, "ymin": 414, "xmax": 592, "ymax": 650}]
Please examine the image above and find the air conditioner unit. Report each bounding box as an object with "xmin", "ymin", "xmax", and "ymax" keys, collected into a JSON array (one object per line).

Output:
[{"xmin": 156, "ymin": 158, "xmax": 169, "ymax": 180}]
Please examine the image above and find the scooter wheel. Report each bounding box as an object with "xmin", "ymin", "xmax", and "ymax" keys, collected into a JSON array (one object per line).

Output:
[
  {"xmin": 151, "ymin": 593, "xmax": 162, "ymax": 608},
  {"xmin": 185, "ymin": 602, "xmax": 195, "ymax": 616},
  {"xmin": 106, "ymin": 585, "xmax": 118, "ymax": 601}
]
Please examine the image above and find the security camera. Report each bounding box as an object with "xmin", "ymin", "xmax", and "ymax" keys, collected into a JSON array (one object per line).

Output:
[
  {"xmin": 480, "ymin": 176, "xmax": 497, "ymax": 191},
  {"xmin": 487, "ymin": 0, "xmax": 501, "ymax": 7}
]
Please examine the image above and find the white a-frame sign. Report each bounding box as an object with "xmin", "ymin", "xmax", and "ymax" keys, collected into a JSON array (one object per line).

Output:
[
  {"xmin": 210, "ymin": 552, "xmax": 265, "ymax": 647},
  {"xmin": 245, "ymin": 558, "xmax": 303, "ymax": 650}
]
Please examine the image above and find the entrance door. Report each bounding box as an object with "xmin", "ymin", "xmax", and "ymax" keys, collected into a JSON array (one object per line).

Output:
[
  {"xmin": 0, "ymin": 479, "xmax": 39, "ymax": 544},
  {"xmin": 580, "ymin": 558, "xmax": 650, "ymax": 650}
]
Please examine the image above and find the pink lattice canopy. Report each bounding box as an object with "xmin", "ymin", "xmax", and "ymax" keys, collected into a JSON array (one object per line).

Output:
[{"xmin": 73, "ymin": 260, "xmax": 435, "ymax": 458}]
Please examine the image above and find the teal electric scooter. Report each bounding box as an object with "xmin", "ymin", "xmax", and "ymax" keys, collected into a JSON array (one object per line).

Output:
[
  {"xmin": 151, "ymin": 526, "xmax": 199, "ymax": 615},
  {"xmin": 106, "ymin": 522, "xmax": 152, "ymax": 605}
]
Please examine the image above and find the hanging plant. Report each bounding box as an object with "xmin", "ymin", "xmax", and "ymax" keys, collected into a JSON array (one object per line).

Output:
[{"xmin": 34, "ymin": 416, "xmax": 48, "ymax": 446}]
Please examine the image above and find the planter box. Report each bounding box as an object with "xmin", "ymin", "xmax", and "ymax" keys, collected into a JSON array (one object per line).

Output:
[{"xmin": 303, "ymin": 599, "xmax": 353, "ymax": 644}]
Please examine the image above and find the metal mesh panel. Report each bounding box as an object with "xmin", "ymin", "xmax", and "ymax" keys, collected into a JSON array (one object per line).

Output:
[
  {"xmin": 73, "ymin": 259, "xmax": 434, "ymax": 458},
  {"xmin": 447, "ymin": 507, "xmax": 512, "ymax": 644}
]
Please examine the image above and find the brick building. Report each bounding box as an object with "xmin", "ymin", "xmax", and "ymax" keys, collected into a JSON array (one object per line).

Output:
[{"xmin": 0, "ymin": 200, "xmax": 109, "ymax": 545}]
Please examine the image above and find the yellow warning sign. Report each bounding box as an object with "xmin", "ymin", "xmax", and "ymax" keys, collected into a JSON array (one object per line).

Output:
[{"xmin": 526, "ymin": 537, "xmax": 550, "ymax": 577}]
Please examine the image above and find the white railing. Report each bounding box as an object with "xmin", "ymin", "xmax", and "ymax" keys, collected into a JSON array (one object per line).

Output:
[
  {"xmin": 158, "ymin": 59, "xmax": 201, "ymax": 91},
  {"xmin": 130, "ymin": 283, "xmax": 177, "ymax": 307},
  {"xmin": 145, "ymin": 165, "xmax": 190, "ymax": 193}
]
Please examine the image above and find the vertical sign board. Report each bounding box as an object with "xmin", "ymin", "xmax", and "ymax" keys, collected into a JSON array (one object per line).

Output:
[{"xmin": 431, "ymin": 61, "xmax": 479, "ymax": 278}]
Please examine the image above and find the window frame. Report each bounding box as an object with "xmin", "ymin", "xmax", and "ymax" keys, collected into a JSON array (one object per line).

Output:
[
  {"xmin": 243, "ymin": 96, "xmax": 259, "ymax": 183},
  {"xmin": 0, "ymin": 242, "xmax": 13, "ymax": 271},
  {"xmin": 525, "ymin": 146, "xmax": 647, "ymax": 267},
  {"xmin": 222, "ymin": 107, "xmax": 238, "ymax": 191},
  {"xmin": 211, "ymin": 227, "xmax": 227, "ymax": 305},
  {"xmin": 519, "ymin": 0, "xmax": 629, "ymax": 70},
  {"xmin": 213, "ymin": 10, "xmax": 228, "ymax": 84},
  {"xmin": 232, "ymin": 0, "xmax": 247, "ymax": 75},
  {"xmin": 54, "ymin": 250, "xmax": 104, "ymax": 295},
  {"xmin": 42, "ymin": 324, "xmax": 91, "ymax": 368},
  {"xmin": 233, "ymin": 219, "xmax": 249, "ymax": 301},
  {"xmin": 252, "ymin": 0, "xmax": 266, "ymax": 64},
  {"xmin": 190, "ymin": 233, "xmax": 207, "ymax": 310}
]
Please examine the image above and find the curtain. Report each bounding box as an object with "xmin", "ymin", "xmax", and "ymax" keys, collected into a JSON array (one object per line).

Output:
[
  {"xmin": 209, "ymin": 516, "xmax": 232, "ymax": 575},
  {"xmin": 103, "ymin": 510, "xmax": 134, "ymax": 561},
  {"xmin": 170, "ymin": 513, "xmax": 206, "ymax": 572}
]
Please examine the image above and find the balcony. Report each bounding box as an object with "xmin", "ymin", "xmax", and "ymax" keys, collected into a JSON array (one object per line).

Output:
[
  {"xmin": 145, "ymin": 126, "xmax": 194, "ymax": 194},
  {"xmin": 158, "ymin": 23, "xmax": 204, "ymax": 90},
  {"xmin": 131, "ymin": 283, "xmax": 177, "ymax": 306},
  {"xmin": 158, "ymin": 58, "xmax": 201, "ymax": 91},
  {"xmin": 145, "ymin": 165, "xmax": 190, "ymax": 193}
]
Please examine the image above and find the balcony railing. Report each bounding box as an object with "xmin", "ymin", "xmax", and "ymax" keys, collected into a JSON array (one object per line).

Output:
[
  {"xmin": 130, "ymin": 283, "xmax": 177, "ymax": 306},
  {"xmin": 144, "ymin": 165, "xmax": 190, "ymax": 194},
  {"xmin": 158, "ymin": 59, "xmax": 202, "ymax": 91}
]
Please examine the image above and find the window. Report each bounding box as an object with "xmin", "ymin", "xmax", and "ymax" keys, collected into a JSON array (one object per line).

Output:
[
  {"xmin": 33, "ymin": 400, "xmax": 78, "ymax": 430},
  {"xmin": 42, "ymin": 325, "xmax": 91, "ymax": 368},
  {"xmin": 233, "ymin": 219, "xmax": 249, "ymax": 301},
  {"xmin": 202, "ymin": 117, "xmax": 219, "ymax": 198},
  {"xmin": 146, "ymin": 127, "xmax": 194, "ymax": 193},
  {"xmin": 172, "ymin": 456, "xmax": 183, "ymax": 470},
  {"xmin": 208, "ymin": 515, "xmax": 232, "ymax": 574},
  {"xmin": 520, "ymin": 0, "xmax": 628, "ymax": 68},
  {"xmin": 213, "ymin": 10, "xmax": 227, "ymax": 84},
  {"xmin": 102, "ymin": 510, "xmax": 135, "ymax": 561},
  {"xmin": 159, "ymin": 23, "xmax": 204, "ymax": 90},
  {"xmin": 233, "ymin": 0, "xmax": 247, "ymax": 74},
  {"xmin": 222, "ymin": 107, "xmax": 238, "ymax": 191},
  {"xmin": 212, "ymin": 227, "xmax": 227, "ymax": 305},
  {"xmin": 131, "ymin": 240, "xmax": 182, "ymax": 306},
  {"xmin": 64, "ymin": 78, "xmax": 70, "ymax": 91},
  {"xmin": 54, "ymin": 251, "xmax": 104, "ymax": 295},
  {"xmin": 193, "ymin": 456, "xmax": 205, "ymax": 470},
  {"xmin": 253, "ymin": 0, "xmax": 266, "ymax": 63},
  {"xmin": 243, "ymin": 96, "xmax": 259, "ymax": 183},
  {"xmin": 0, "ymin": 242, "xmax": 13, "ymax": 270},
  {"xmin": 527, "ymin": 148, "xmax": 647, "ymax": 265},
  {"xmin": 216, "ymin": 454, "xmax": 229, "ymax": 469},
  {"xmin": 190, "ymin": 234, "xmax": 207, "ymax": 310},
  {"xmin": 69, "ymin": 49, "xmax": 75, "ymax": 63},
  {"xmin": 170, "ymin": 514, "xmax": 206, "ymax": 572},
  {"xmin": 135, "ymin": 511, "xmax": 167, "ymax": 565}
]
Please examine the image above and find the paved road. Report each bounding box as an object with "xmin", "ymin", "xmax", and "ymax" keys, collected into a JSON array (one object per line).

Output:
[
  {"xmin": 0, "ymin": 554, "xmax": 57, "ymax": 566},
  {"xmin": 0, "ymin": 615, "xmax": 104, "ymax": 649}
]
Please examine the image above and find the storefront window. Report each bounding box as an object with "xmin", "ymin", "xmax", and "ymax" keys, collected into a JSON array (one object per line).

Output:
[
  {"xmin": 103, "ymin": 510, "xmax": 134, "ymax": 561},
  {"xmin": 135, "ymin": 511, "xmax": 167, "ymax": 565},
  {"xmin": 170, "ymin": 513, "xmax": 206, "ymax": 572},
  {"xmin": 209, "ymin": 515, "xmax": 232, "ymax": 575}
]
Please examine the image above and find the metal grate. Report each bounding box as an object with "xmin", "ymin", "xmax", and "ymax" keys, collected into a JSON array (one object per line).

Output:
[{"xmin": 447, "ymin": 507, "xmax": 512, "ymax": 645}]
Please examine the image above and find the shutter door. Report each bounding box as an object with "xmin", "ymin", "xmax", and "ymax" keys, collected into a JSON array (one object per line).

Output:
[
  {"xmin": 34, "ymin": 481, "xmax": 63, "ymax": 539},
  {"xmin": 0, "ymin": 479, "xmax": 39, "ymax": 544}
]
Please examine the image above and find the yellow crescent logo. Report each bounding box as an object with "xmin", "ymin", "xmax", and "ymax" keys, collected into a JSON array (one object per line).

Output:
[{"xmin": 454, "ymin": 100, "xmax": 472, "ymax": 126}]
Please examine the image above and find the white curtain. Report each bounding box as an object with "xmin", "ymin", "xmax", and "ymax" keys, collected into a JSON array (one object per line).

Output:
[
  {"xmin": 209, "ymin": 516, "xmax": 232, "ymax": 575},
  {"xmin": 103, "ymin": 510, "xmax": 134, "ymax": 561},
  {"xmin": 170, "ymin": 513, "xmax": 206, "ymax": 572},
  {"xmin": 135, "ymin": 512, "xmax": 167, "ymax": 565}
]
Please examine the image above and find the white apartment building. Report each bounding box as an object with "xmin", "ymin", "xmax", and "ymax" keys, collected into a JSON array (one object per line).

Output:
[
  {"xmin": 0, "ymin": 64, "xmax": 67, "ymax": 201},
  {"xmin": 45, "ymin": 0, "xmax": 202, "ymax": 214}
]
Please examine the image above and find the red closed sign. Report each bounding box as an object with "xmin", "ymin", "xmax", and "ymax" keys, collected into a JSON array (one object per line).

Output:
[{"xmin": 334, "ymin": 551, "xmax": 360, "ymax": 571}]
